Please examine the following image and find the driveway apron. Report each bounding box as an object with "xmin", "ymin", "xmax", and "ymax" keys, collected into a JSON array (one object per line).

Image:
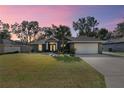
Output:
[{"xmin": 78, "ymin": 54, "xmax": 124, "ymax": 88}]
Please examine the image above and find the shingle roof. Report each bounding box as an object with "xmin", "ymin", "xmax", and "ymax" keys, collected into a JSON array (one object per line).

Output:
[
  {"xmin": 31, "ymin": 39, "xmax": 46, "ymax": 44},
  {"xmin": 46, "ymin": 37, "xmax": 59, "ymax": 42},
  {"xmin": 31, "ymin": 37, "xmax": 58, "ymax": 44},
  {"xmin": 68, "ymin": 36, "xmax": 102, "ymax": 43},
  {"xmin": 74, "ymin": 36, "xmax": 100, "ymax": 41},
  {"xmin": 65, "ymin": 36, "xmax": 76, "ymax": 41},
  {"xmin": 104, "ymin": 37, "xmax": 124, "ymax": 44}
]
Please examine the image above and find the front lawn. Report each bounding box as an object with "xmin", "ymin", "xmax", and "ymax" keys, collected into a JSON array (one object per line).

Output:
[{"xmin": 0, "ymin": 53, "xmax": 106, "ymax": 88}]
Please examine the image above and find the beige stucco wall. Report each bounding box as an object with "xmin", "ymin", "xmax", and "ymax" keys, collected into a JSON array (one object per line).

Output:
[{"xmin": 74, "ymin": 42, "xmax": 99, "ymax": 54}]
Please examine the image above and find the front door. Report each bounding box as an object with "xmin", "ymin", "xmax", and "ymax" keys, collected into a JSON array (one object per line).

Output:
[{"xmin": 50, "ymin": 44, "xmax": 56, "ymax": 52}]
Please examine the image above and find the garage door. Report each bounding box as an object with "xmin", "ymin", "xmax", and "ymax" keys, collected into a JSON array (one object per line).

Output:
[{"xmin": 74, "ymin": 43, "xmax": 98, "ymax": 54}]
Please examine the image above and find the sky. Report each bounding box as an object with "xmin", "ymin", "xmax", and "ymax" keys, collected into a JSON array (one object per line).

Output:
[{"xmin": 0, "ymin": 5, "xmax": 124, "ymax": 40}]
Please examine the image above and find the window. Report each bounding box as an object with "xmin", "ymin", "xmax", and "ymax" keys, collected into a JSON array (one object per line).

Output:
[{"xmin": 38, "ymin": 45, "xmax": 42, "ymax": 51}]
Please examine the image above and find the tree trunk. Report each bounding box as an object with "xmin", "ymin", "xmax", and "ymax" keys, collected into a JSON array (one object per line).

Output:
[{"xmin": 62, "ymin": 37, "xmax": 64, "ymax": 53}]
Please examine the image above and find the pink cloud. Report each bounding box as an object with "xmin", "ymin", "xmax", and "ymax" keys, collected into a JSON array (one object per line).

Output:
[
  {"xmin": 0, "ymin": 6, "xmax": 77, "ymax": 26},
  {"xmin": 0, "ymin": 6, "xmax": 81, "ymax": 40}
]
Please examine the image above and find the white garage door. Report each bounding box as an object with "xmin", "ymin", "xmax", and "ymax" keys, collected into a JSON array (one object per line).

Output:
[{"xmin": 74, "ymin": 43, "xmax": 98, "ymax": 54}]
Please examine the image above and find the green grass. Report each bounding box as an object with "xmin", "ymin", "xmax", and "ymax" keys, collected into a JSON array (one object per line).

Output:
[
  {"xmin": 114, "ymin": 52, "xmax": 124, "ymax": 56},
  {"xmin": 108, "ymin": 52, "xmax": 124, "ymax": 56},
  {"xmin": 0, "ymin": 53, "xmax": 106, "ymax": 88}
]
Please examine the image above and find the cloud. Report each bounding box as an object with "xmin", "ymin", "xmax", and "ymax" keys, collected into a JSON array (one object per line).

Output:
[
  {"xmin": 0, "ymin": 6, "xmax": 78, "ymax": 26},
  {"xmin": 0, "ymin": 6, "xmax": 84, "ymax": 39}
]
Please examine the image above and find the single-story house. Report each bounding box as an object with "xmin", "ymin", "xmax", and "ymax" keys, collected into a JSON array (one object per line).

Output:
[
  {"xmin": 31, "ymin": 36, "xmax": 104, "ymax": 54},
  {"xmin": 31, "ymin": 37, "xmax": 60, "ymax": 52},
  {"xmin": 68, "ymin": 36, "xmax": 103, "ymax": 54},
  {"xmin": 103, "ymin": 37, "xmax": 124, "ymax": 52}
]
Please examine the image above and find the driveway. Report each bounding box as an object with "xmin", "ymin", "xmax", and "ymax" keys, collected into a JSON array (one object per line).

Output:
[{"xmin": 78, "ymin": 54, "xmax": 124, "ymax": 88}]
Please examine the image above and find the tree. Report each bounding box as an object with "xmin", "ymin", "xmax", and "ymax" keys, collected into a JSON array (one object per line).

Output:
[
  {"xmin": 0, "ymin": 20, "xmax": 11, "ymax": 39},
  {"xmin": 105, "ymin": 32, "xmax": 112, "ymax": 40},
  {"xmin": 11, "ymin": 21, "xmax": 41, "ymax": 43},
  {"xmin": 115, "ymin": 22, "xmax": 124, "ymax": 37},
  {"xmin": 27, "ymin": 21, "xmax": 41, "ymax": 42},
  {"xmin": 73, "ymin": 16, "xmax": 99, "ymax": 37},
  {"xmin": 42, "ymin": 26, "xmax": 55, "ymax": 38},
  {"xmin": 97, "ymin": 28, "xmax": 108, "ymax": 40},
  {"xmin": 53, "ymin": 25, "xmax": 72, "ymax": 52}
]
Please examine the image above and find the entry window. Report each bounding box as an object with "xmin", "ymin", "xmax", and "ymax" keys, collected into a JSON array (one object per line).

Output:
[
  {"xmin": 50, "ymin": 45, "xmax": 52, "ymax": 51},
  {"xmin": 38, "ymin": 45, "xmax": 42, "ymax": 51},
  {"xmin": 50, "ymin": 44, "xmax": 56, "ymax": 51},
  {"xmin": 52, "ymin": 45, "xmax": 56, "ymax": 51}
]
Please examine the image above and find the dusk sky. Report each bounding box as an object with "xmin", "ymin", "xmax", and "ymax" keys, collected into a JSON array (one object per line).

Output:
[{"xmin": 0, "ymin": 5, "xmax": 124, "ymax": 39}]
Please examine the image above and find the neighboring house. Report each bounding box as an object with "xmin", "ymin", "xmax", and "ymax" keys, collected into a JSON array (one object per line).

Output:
[
  {"xmin": 0, "ymin": 39, "xmax": 31, "ymax": 53},
  {"xmin": 103, "ymin": 37, "xmax": 124, "ymax": 52},
  {"xmin": 68, "ymin": 36, "xmax": 103, "ymax": 54},
  {"xmin": 31, "ymin": 37, "xmax": 59, "ymax": 52}
]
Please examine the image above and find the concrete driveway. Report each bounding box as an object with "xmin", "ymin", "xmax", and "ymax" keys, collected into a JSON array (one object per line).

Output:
[{"xmin": 78, "ymin": 54, "xmax": 124, "ymax": 88}]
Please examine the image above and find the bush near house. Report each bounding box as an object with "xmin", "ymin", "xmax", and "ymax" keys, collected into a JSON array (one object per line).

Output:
[{"xmin": 54, "ymin": 55, "xmax": 81, "ymax": 63}]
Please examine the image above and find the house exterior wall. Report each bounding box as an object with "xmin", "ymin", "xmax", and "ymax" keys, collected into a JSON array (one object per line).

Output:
[
  {"xmin": 103, "ymin": 42, "xmax": 124, "ymax": 52},
  {"xmin": 20, "ymin": 45, "xmax": 32, "ymax": 52},
  {"xmin": 32, "ymin": 42, "xmax": 58, "ymax": 52},
  {"xmin": 74, "ymin": 42, "xmax": 99, "ymax": 54},
  {"xmin": 32, "ymin": 44, "xmax": 38, "ymax": 52},
  {"xmin": 98, "ymin": 43, "xmax": 103, "ymax": 54}
]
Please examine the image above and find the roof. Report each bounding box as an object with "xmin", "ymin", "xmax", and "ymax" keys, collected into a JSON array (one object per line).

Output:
[
  {"xmin": 68, "ymin": 36, "xmax": 103, "ymax": 43},
  {"xmin": 31, "ymin": 39, "xmax": 46, "ymax": 44},
  {"xmin": 104, "ymin": 37, "xmax": 124, "ymax": 44},
  {"xmin": 65, "ymin": 36, "xmax": 76, "ymax": 41},
  {"xmin": 46, "ymin": 37, "xmax": 59, "ymax": 42},
  {"xmin": 31, "ymin": 37, "xmax": 59, "ymax": 44}
]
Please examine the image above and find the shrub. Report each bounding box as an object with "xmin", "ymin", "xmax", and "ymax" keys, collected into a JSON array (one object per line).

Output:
[{"xmin": 69, "ymin": 47, "xmax": 76, "ymax": 55}]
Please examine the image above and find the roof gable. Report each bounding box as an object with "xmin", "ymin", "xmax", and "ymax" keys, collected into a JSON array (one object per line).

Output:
[
  {"xmin": 31, "ymin": 37, "xmax": 58, "ymax": 44},
  {"xmin": 46, "ymin": 37, "xmax": 58, "ymax": 42}
]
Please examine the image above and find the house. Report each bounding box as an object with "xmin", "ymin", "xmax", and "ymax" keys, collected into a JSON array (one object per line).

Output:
[
  {"xmin": 31, "ymin": 36, "xmax": 103, "ymax": 54},
  {"xmin": 103, "ymin": 37, "xmax": 124, "ymax": 52},
  {"xmin": 68, "ymin": 36, "xmax": 103, "ymax": 54},
  {"xmin": 31, "ymin": 37, "xmax": 59, "ymax": 52}
]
